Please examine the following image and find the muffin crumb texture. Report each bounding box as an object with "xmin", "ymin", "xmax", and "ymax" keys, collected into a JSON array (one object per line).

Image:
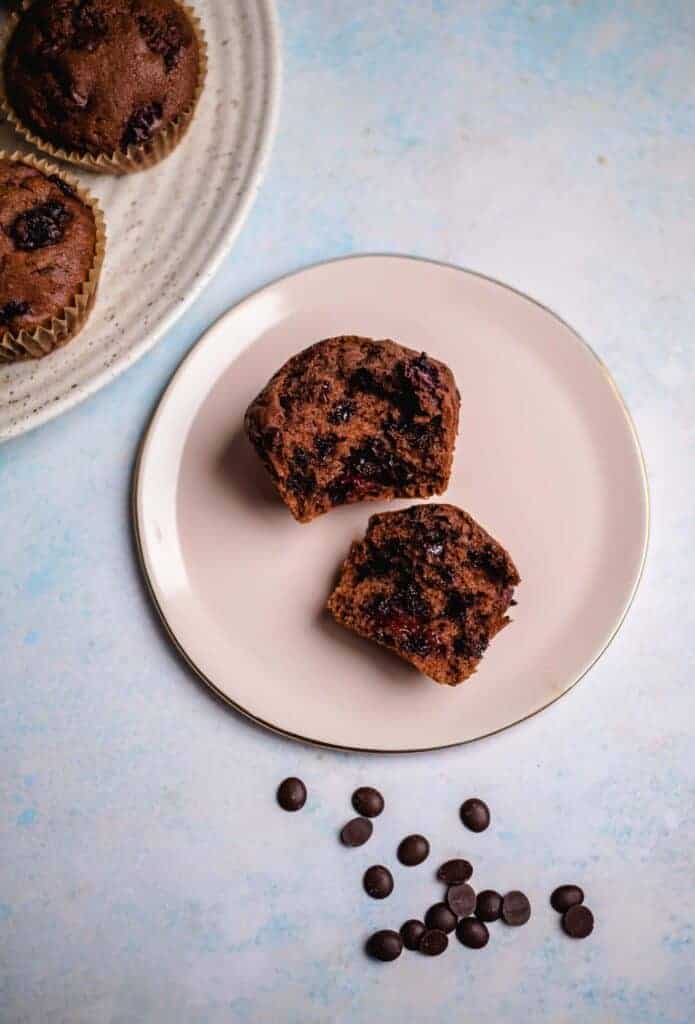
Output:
[
  {"xmin": 244, "ymin": 336, "xmax": 461, "ymax": 523},
  {"xmin": 327, "ymin": 504, "xmax": 520, "ymax": 685}
]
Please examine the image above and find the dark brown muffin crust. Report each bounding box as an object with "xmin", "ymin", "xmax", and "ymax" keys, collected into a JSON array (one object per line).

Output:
[
  {"xmin": 245, "ymin": 337, "xmax": 461, "ymax": 523},
  {"xmin": 327, "ymin": 504, "xmax": 520, "ymax": 686},
  {"xmin": 3, "ymin": 0, "xmax": 199, "ymax": 156},
  {"xmin": 0, "ymin": 157, "xmax": 97, "ymax": 335}
]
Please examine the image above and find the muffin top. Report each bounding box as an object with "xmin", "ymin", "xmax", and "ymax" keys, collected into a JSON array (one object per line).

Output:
[
  {"xmin": 0, "ymin": 158, "xmax": 97, "ymax": 335},
  {"xmin": 4, "ymin": 0, "xmax": 199, "ymax": 156}
]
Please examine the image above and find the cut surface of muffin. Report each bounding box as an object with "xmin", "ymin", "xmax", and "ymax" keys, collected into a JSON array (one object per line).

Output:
[
  {"xmin": 327, "ymin": 504, "xmax": 520, "ymax": 686},
  {"xmin": 244, "ymin": 336, "xmax": 461, "ymax": 523},
  {"xmin": 0, "ymin": 156, "xmax": 97, "ymax": 342},
  {"xmin": 3, "ymin": 0, "xmax": 200, "ymax": 159}
]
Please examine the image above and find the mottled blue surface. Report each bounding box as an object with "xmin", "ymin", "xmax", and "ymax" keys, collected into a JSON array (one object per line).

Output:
[{"xmin": 1, "ymin": 2, "xmax": 694, "ymax": 1022}]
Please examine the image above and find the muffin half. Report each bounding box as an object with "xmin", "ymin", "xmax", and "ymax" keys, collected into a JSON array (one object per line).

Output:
[
  {"xmin": 245, "ymin": 336, "xmax": 461, "ymax": 523},
  {"xmin": 1, "ymin": 0, "xmax": 206, "ymax": 173},
  {"xmin": 0, "ymin": 152, "xmax": 105, "ymax": 361},
  {"xmin": 327, "ymin": 504, "xmax": 520, "ymax": 685}
]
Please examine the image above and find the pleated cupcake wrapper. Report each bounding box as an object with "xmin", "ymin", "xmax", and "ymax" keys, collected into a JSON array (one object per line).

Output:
[
  {"xmin": 0, "ymin": 151, "xmax": 106, "ymax": 362},
  {"xmin": 0, "ymin": 2, "xmax": 207, "ymax": 175}
]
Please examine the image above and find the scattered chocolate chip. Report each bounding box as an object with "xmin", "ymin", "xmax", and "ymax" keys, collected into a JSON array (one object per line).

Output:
[
  {"xmin": 352, "ymin": 787, "xmax": 384, "ymax": 818},
  {"xmin": 456, "ymin": 917, "xmax": 490, "ymax": 949},
  {"xmin": 475, "ymin": 890, "xmax": 503, "ymax": 922},
  {"xmin": 460, "ymin": 798, "xmax": 490, "ymax": 833},
  {"xmin": 363, "ymin": 865, "xmax": 393, "ymax": 900},
  {"xmin": 340, "ymin": 817, "xmax": 373, "ymax": 847},
  {"xmin": 550, "ymin": 885, "xmax": 585, "ymax": 914},
  {"xmin": 419, "ymin": 929, "xmax": 448, "ymax": 956},
  {"xmin": 0, "ymin": 300, "xmax": 30, "ymax": 327},
  {"xmin": 562, "ymin": 904, "xmax": 594, "ymax": 939},
  {"xmin": 437, "ymin": 859, "xmax": 473, "ymax": 885},
  {"xmin": 447, "ymin": 883, "xmax": 476, "ymax": 918},
  {"xmin": 10, "ymin": 201, "xmax": 71, "ymax": 251},
  {"xmin": 276, "ymin": 777, "xmax": 306, "ymax": 812},
  {"xmin": 366, "ymin": 929, "xmax": 403, "ymax": 962},
  {"xmin": 425, "ymin": 903, "xmax": 457, "ymax": 934},
  {"xmin": 121, "ymin": 101, "xmax": 164, "ymax": 149},
  {"xmin": 400, "ymin": 919, "xmax": 426, "ymax": 951},
  {"xmin": 397, "ymin": 834, "xmax": 430, "ymax": 866},
  {"xmin": 502, "ymin": 891, "xmax": 531, "ymax": 926}
]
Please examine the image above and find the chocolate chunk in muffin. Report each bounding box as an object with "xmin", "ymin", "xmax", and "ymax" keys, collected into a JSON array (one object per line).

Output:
[
  {"xmin": 244, "ymin": 337, "xmax": 460, "ymax": 523},
  {"xmin": 327, "ymin": 504, "xmax": 519, "ymax": 686},
  {"xmin": 0, "ymin": 156, "xmax": 98, "ymax": 347},
  {"xmin": 3, "ymin": 0, "xmax": 201, "ymax": 162}
]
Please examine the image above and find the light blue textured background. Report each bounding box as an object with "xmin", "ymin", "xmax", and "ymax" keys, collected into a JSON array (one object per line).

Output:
[{"xmin": 2, "ymin": 2, "xmax": 694, "ymax": 1022}]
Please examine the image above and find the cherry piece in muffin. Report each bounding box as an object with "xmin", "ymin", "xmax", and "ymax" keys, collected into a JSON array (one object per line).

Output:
[
  {"xmin": 327, "ymin": 504, "xmax": 520, "ymax": 686},
  {"xmin": 244, "ymin": 336, "xmax": 460, "ymax": 523}
]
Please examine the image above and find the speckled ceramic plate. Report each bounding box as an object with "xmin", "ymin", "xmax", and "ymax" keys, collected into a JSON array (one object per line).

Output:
[
  {"xmin": 0, "ymin": 0, "xmax": 280, "ymax": 441},
  {"xmin": 133, "ymin": 255, "xmax": 649, "ymax": 752}
]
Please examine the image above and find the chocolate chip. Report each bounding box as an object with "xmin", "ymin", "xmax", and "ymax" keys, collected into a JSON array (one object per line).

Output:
[
  {"xmin": 328, "ymin": 400, "xmax": 354, "ymax": 425},
  {"xmin": 475, "ymin": 890, "xmax": 503, "ymax": 922},
  {"xmin": 419, "ymin": 929, "xmax": 448, "ymax": 956},
  {"xmin": 366, "ymin": 929, "xmax": 403, "ymax": 962},
  {"xmin": 501, "ymin": 891, "xmax": 531, "ymax": 926},
  {"xmin": 10, "ymin": 201, "xmax": 71, "ymax": 251},
  {"xmin": 468, "ymin": 542, "xmax": 511, "ymax": 585},
  {"xmin": 456, "ymin": 917, "xmax": 489, "ymax": 949},
  {"xmin": 400, "ymin": 919, "xmax": 426, "ymax": 951},
  {"xmin": 454, "ymin": 632, "xmax": 489, "ymax": 659},
  {"xmin": 447, "ymin": 883, "xmax": 476, "ymax": 918},
  {"xmin": 276, "ymin": 777, "xmax": 306, "ymax": 812},
  {"xmin": 137, "ymin": 11, "xmax": 186, "ymax": 71},
  {"xmin": 352, "ymin": 787, "xmax": 384, "ymax": 818},
  {"xmin": 550, "ymin": 885, "xmax": 585, "ymax": 914},
  {"xmin": 0, "ymin": 300, "xmax": 30, "ymax": 327},
  {"xmin": 460, "ymin": 798, "xmax": 490, "ymax": 833},
  {"xmin": 424, "ymin": 903, "xmax": 457, "ymax": 934},
  {"xmin": 437, "ymin": 859, "xmax": 473, "ymax": 885},
  {"xmin": 314, "ymin": 432, "xmax": 338, "ymax": 462},
  {"xmin": 72, "ymin": 2, "xmax": 107, "ymax": 51},
  {"xmin": 562, "ymin": 904, "xmax": 594, "ymax": 939},
  {"xmin": 340, "ymin": 817, "xmax": 373, "ymax": 847},
  {"xmin": 397, "ymin": 834, "xmax": 430, "ymax": 866},
  {"xmin": 363, "ymin": 865, "xmax": 393, "ymax": 900},
  {"xmin": 121, "ymin": 101, "xmax": 163, "ymax": 149}
]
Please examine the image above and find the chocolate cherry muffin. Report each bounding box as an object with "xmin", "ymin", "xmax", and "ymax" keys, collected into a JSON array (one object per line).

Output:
[
  {"xmin": 327, "ymin": 504, "xmax": 520, "ymax": 686},
  {"xmin": 0, "ymin": 154, "xmax": 104, "ymax": 361},
  {"xmin": 245, "ymin": 337, "xmax": 461, "ymax": 523},
  {"xmin": 2, "ymin": 0, "xmax": 204, "ymax": 172}
]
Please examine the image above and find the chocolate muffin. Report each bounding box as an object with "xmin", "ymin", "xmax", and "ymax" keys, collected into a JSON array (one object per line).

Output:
[
  {"xmin": 327, "ymin": 504, "xmax": 520, "ymax": 686},
  {"xmin": 0, "ymin": 154, "xmax": 103, "ymax": 360},
  {"xmin": 245, "ymin": 337, "xmax": 461, "ymax": 523},
  {"xmin": 2, "ymin": 0, "xmax": 203, "ymax": 171}
]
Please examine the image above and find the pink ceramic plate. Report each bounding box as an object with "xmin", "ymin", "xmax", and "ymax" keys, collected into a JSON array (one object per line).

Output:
[{"xmin": 133, "ymin": 255, "xmax": 649, "ymax": 751}]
